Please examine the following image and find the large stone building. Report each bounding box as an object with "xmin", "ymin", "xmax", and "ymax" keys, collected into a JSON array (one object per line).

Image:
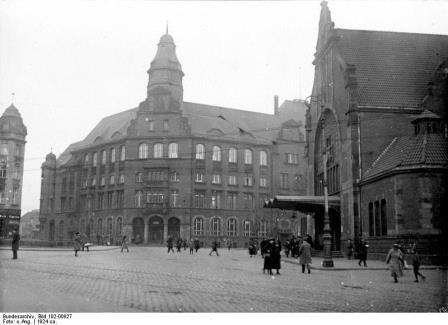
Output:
[
  {"xmin": 0, "ymin": 104, "xmax": 27, "ymax": 238},
  {"xmin": 304, "ymin": 2, "xmax": 448, "ymax": 260},
  {"xmin": 38, "ymin": 32, "xmax": 308, "ymax": 246}
]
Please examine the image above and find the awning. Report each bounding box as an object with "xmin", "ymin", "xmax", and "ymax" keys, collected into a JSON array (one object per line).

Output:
[{"xmin": 264, "ymin": 195, "xmax": 340, "ymax": 214}]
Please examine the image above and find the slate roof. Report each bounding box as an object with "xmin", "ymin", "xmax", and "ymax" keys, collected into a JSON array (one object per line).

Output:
[
  {"xmin": 363, "ymin": 133, "xmax": 448, "ymax": 180},
  {"xmin": 56, "ymin": 101, "xmax": 302, "ymax": 166},
  {"xmin": 335, "ymin": 29, "xmax": 448, "ymax": 108}
]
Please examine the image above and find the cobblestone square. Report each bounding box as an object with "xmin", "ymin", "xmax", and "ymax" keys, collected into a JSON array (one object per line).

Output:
[{"xmin": 1, "ymin": 246, "xmax": 446, "ymax": 312}]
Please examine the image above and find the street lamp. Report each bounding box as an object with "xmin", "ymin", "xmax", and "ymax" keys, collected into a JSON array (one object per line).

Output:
[{"xmin": 321, "ymin": 116, "xmax": 334, "ymax": 267}]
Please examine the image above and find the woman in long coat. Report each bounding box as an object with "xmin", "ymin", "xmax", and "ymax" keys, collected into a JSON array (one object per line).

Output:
[
  {"xmin": 271, "ymin": 240, "xmax": 282, "ymax": 275},
  {"xmin": 73, "ymin": 232, "xmax": 82, "ymax": 257},
  {"xmin": 11, "ymin": 230, "xmax": 20, "ymax": 259},
  {"xmin": 263, "ymin": 240, "xmax": 274, "ymax": 275},
  {"xmin": 299, "ymin": 240, "xmax": 312, "ymax": 274},
  {"xmin": 386, "ymin": 244, "xmax": 404, "ymax": 282}
]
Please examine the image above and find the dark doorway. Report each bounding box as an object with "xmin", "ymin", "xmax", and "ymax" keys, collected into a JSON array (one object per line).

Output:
[
  {"xmin": 132, "ymin": 217, "xmax": 144, "ymax": 244},
  {"xmin": 168, "ymin": 217, "xmax": 180, "ymax": 239},
  {"xmin": 149, "ymin": 216, "xmax": 164, "ymax": 243},
  {"xmin": 49, "ymin": 220, "xmax": 55, "ymax": 241}
]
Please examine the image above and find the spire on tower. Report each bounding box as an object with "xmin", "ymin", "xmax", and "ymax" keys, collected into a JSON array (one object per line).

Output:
[
  {"xmin": 11, "ymin": 92, "xmax": 15, "ymax": 105},
  {"xmin": 166, "ymin": 21, "xmax": 169, "ymax": 34}
]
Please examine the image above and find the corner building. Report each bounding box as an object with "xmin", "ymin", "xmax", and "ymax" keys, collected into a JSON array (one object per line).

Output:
[
  {"xmin": 39, "ymin": 32, "xmax": 307, "ymax": 246},
  {"xmin": 0, "ymin": 104, "xmax": 27, "ymax": 238}
]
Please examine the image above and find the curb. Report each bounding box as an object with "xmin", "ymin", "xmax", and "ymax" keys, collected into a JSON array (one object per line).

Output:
[
  {"xmin": 0, "ymin": 246, "xmax": 121, "ymax": 252},
  {"xmin": 282, "ymin": 259, "xmax": 443, "ymax": 271}
]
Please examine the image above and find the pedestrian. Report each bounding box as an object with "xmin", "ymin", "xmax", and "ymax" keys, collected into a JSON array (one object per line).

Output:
[
  {"xmin": 263, "ymin": 239, "xmax": 274, "ymax": 275},
  {"xmin": 11, "ymin": 230, "xmax": 20, "ymax": 260},
  {"xmin": 411, "ymin": 249, "xmax": 426, "ymax": 282},
  {"xmin": 271, "ymin": 239, "xmax": 282, "ymax": 275},
  {"xmin": 386, "ymin": 243, "xmax": 404, "ymax": 283},
  {"xmin": 299, "ymin": 238, "xmax": 312, "ymax": 274},
  {"xmin": 284, "ymin": 241, "xmax": 290, "ymax": 258},
  {"xmin": 227, "ymin": 239, "xmax": 232, "ymax": 251},
  {"xmin": 167, "ymin": 236, "xmax": 174, "ymax": 253},
  {"xmin": 176, "ymin": 238, "xmax": 182, "ymax": 252},
  {"xmin": 182, "ymin": 238, "xmax": 187, "ymax": 251},
  {"xmin": 306, "ymin": 234, "xmax": 314, "ymax": 248},
  {"xmin": 346, "ymin": 239, "xmax": 353, "ymax": 260},
  {"xmin": 358, "ymin": 240, "xmax": 368, "ymax": 267},
  {"xmin": 189, "ymin": 239, "xmax": 194, "ymax": 255},
  {"xmin": 209, "ymin": 239, "xmax": 220, "ymax": 256},
  {"xmin": 194, "ymin": 238, "xmax": 200, "ymax": 253},
  {"xmin": 248, "ymin": 238, "xmax": 257, "ymax": 257},
  {"xmin": 121, "ymin": 235, "xmax": 129, "ymax": 253},
  {"xmin": 73, "ymin": 232, "xmax": 82, "ymax": 257}
]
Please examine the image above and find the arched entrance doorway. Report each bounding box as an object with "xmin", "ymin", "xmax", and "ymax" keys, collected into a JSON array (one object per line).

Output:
[
  {"xmin": 132, "ymin": 217, "xmax": 144, "ymax": 244},
  {"xmin": 168, "ymin": 217, "xmax": 180, "ymax": 239},
  {"xmin": 148, "ymin": 216, "xmax": 164, "ymax": 243},
  {"xmin": 49, "ymin": 220, "xmax": 55, "ymax": 241}
]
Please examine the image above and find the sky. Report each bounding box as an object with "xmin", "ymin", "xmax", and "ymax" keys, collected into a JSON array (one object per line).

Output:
[{"xmin": 0, "ymin": 0, "xmax": 447, "ymax": 214}]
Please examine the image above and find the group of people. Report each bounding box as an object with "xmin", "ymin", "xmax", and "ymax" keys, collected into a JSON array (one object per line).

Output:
[
  {"xmin": 386, "ymin": 243, "xmax": 426, "ymax": 283},
  {"xmin": 167, "ymin": 237, "xmax": 201, "ymax": 254},
  {"xmin": 283, "ymin": 235, "xmax": 313, "ymax": 258}
]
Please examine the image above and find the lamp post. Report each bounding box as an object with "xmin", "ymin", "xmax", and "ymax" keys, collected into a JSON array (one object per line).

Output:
[{"xmin": 321, "ymin": 116, "xmax": 334, "ymax": 267}]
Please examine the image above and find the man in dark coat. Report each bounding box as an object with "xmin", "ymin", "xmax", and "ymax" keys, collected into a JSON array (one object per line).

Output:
[
  {"xmin": 271, "ymin": 239, "xmax": 282, "ymax": 275},
  {"xmin": 358, "ymin": 240, "xmax": 368, "ymax": 267},
  {"xmin": 194, "ymin": 238, "xmax": 200, "ymax": 253},
  {"xmin": 11, "ymin": 230, "xmax": 20, "ymax": 259},
  {"xmin": 209, "ymin": 239, "xmax": 220, "ymax": 256},
  {"xmin": 167, "ymin": 236, "xmax": 174, "ymax": 253},
  {"xmin": 263, "ymin": 239, "xmax": 275, "ymax": 275}
]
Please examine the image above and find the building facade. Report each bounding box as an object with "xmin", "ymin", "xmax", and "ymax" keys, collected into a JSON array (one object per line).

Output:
[
  {"xmin": 0, "ymin": 104, "xmax": 27, "ymax": 238},
  {"xmin": 38, "ymin": 32, "xmax": 307, "ymax": 247},
  {"xmin": 305, "ymin": 1, "xmax": 448, "ymax": 258}
]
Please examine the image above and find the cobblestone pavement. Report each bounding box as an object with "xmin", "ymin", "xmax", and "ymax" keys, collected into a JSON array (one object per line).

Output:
[{"xmin": 0, "ymin": 247, "xmax": 446, "ymax": 312}]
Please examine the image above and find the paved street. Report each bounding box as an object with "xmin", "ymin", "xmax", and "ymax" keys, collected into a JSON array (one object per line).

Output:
[{"xmin": 0, "ymin": 246, "xmax": 446, "ymax": 312}]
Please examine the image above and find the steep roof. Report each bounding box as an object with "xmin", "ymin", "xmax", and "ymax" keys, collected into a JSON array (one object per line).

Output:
[
  {"xmin": 335, "ymin": 29, "xmax": 448, "ymax": 108},
  {"xmin": 363, "ymin": 133, "xmax": 448, "ymax": 180},
  {"xmin": 56, "ymin": 101, "xmax": 302, "ymax": 166}
]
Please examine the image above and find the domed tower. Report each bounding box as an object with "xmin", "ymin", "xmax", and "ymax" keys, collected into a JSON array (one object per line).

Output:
[
  {"xmin": 146, "ymin": 31, "xmax": 184, "ymax": 112},
  {"xmin": 0, "ymin": 104, "xmax": 27, "ymax": 238},
  {"xmin": 39, "ymin": 152, "xmax": 57, "ymax": 240}
]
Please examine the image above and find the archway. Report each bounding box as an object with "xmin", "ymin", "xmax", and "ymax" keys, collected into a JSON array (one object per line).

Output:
[
  {"xmin": 168, "ymin": 217, "xmax": 180, "ymax": 239},
  {"xmin": 132, "ymin": 217, "xmax": 144, "ymax": 244},
  {"xmin": 149, "ymin": 216, "xmax": 164, "ymax": 243},
  {"xmin": 49, "ymin": 220, "xmax": 55, "ymax": 241}
]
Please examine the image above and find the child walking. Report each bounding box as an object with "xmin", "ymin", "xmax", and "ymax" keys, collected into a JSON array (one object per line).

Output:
[{"xmin": 412, "ymin": 249, "xmax": 426, "ymax": 282}]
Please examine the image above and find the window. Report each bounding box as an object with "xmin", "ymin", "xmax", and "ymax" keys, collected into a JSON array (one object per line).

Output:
[
  {"xmin": 227, "ymin": 192, "xmax": 237, "ymax": 209},
  {"xmin": 194, "ymin": 217, "xmax": 203, "ymax": 236},
  {"xmin": 381, "ymin": 199, "xmax": 387, "ymax": 236},
  {"xmin": 286, "ymin": 153, "xmax": 299, "ymax": 164},
  {"xmin": 0, "ymin": 160, "xmax": 6, "ymax": 178},
  {"xmin": 154, "ymin": 143, "xmax": 163, "ymax": 158},
  {"xmin": 107, "ymin": 218, "xmax": 113, "ymax": 236},
  {"xmin": 210, "ymin": 191, "xmax": 221, "ymax": 209},
  {"xmin": 229, "ymin": 147, "xmax": 237, "ymax": 163},
  {"xmin": 243, "ymin": 193, "xmax": 254, "ymax": 209},
  {"xmin": 212, "ymin": 146, "xmax": 221, "ymax": 161},
  {"xmin": 368, "ymin": 202, "xmax": 374, "ymax": 237},
  {"xmin": 168, "ymin": 143, "xmax": 178, "ymax": 158},
  {"xmin": 119, "ymin": 174, "xmax": 125, "ymax": 184},
  {"xmin": 100, "ymin": 176, "xmax": 106, "ymax": 186},
  {"xmin": 243, "ymin": 220, "xmax": 251, "ymax": 237},
  {"xmin": 211, "ymin": 218, "xmax": 221, "ymax": 236},
  {"xmin": 110, "ymin": 148, "xmax": 116, "ymax": 163},
  {"xmin": 120, "ymin": 146, "xmax": 126, "ymax": 161},
  {"xmin": 280, "ymin": 173, "xmax": 289, "ymax": 189},
  {"xmin": 228, "ymin": 175, "xmax": 237, "ymax": 186},
  {"xmin": 260, "ymin": 177, "xmax": 267, "ymax": 188},
  {"xmin": 138, "ymin": 143, "xmax": 148, "ymax": 159},
  {"xmin": 58, "ymin": 221, "xmax": 64, "ymax": 240},
  {"xmin": 82, "ymin": 178, "xmax": 88, "ymax": 188},
  {"xmin": 84, "ymin": 154, "xmax": 89, "ymax": 166},
  {"xmin": 13, "ymin": 187, "xmax": 20, "ymax": 204},
  {"xmin": 107, "ymin": 192, "xmax": 114, "ymax": 208},
  {"xmin": 163, "ymin": 120, "xmax": 169, "ymax": 131},
  {"xmin": 227, "ymin": 218, "xmax": 237, "ymax": 237},
  {"xmin": 97, "ymin": 193, "xmax": 104, "ymax": 209},
  {"xmin": 92, "ymin": 152, "xmax": 98, "ymax": 167},
  {"xmin": 260, "ymin": 151, "xmax": 267, "ymax": 166},
  {"xmin": 259, "ymin": 220, "xmax": 267, "ymax": 237},
  {"xmin": 146, "ymin": 192, "xmax": 165, "ymax": 203},
  {"xmin": 170, "ymin": 190, "xmax": 179, "ymax": 207},
  {"xmin": 374, "ymin": 201, "xmax": 380, "ymax": 236},
  {"xmin": 109, "ymin": 175, "xmax": 115, "ymax": 185},
  {"xmin": 101, "ymin": 150, "xmax": 107, "ymax": 165},
  {"xmin": 244, "ymin": 149, "xmax": 252, "ymax": 164},
  {"xmin": 212, "ymin": 174, "xmax": 221, "ymax": 184},
  {"xmin": 116, "ymin": 190, "xmax": 124, "ymax": 208},
  {"xmin": 91, "ymin": 178, "xmax": 96, "ymax": 186},
  {"xmin": 195, "ymin": 172, "xmax": 204, "ymax": 183},
  {"xmin": 135, "ymin": 172, "xmax": 143, "ymax": 183},
  {"xmin": 135, "ymin": 191, "xmax": 143, "ymax": 207},
  {"xmin": 116, "ymin": 217, "xmax": 122, "ymax": 237},
  {"xmin": 148, "ymin": 120, "xmax": 154, "ymax": 131},
  {"xmin": 148, "ymin": 171, "xmax": 165, "ymax": 181},
  {"xmin": 196, "ymin": 144, "xmax": 205, "ymax": 160},
  {"xmin": 170, "ymin": 172, "xmax": 179, "ymax": 182},
  {"xmin": 194, "ymin": 191, "xmax": 205, "ymax": 208},
  {"xmin": 97, "ymin": 219, "xmax": 103, "ymax": 235},
  {"xmin": 243, "ymin": 176, "xmax": 253, "ymax": 187}
]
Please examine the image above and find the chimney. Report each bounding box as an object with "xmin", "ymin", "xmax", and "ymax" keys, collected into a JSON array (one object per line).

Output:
[{"xmin": 274, "ymin": 95, "xmax": 279, "ymax": 115}]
